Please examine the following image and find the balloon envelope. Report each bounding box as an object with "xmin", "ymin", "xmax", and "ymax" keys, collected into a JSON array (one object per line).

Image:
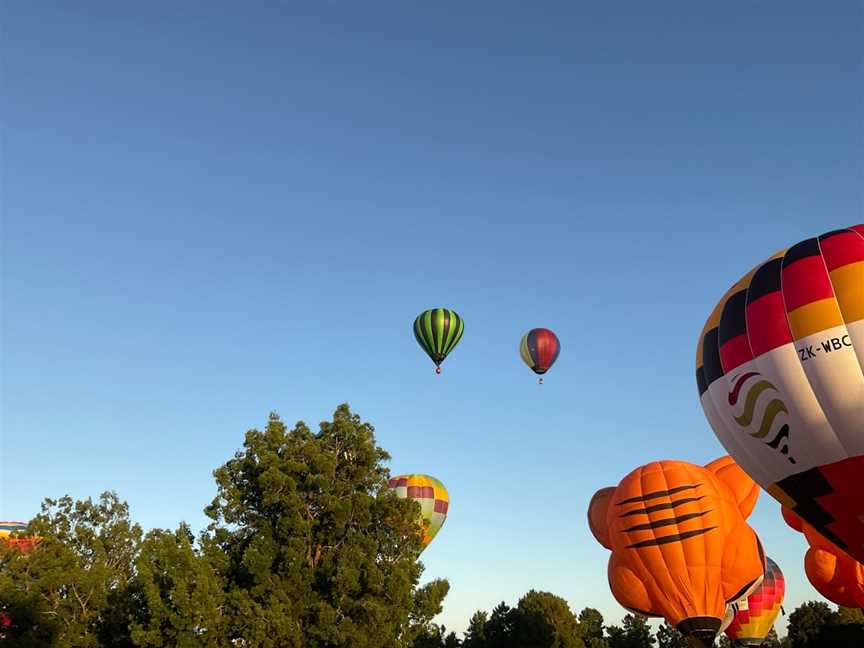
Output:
[
  {"xmin": 388, "ymin": 474, "xmax": 449, "ymax": 548},
  {"xmin": 0, "ymin": 521, "xmax": 38, "ymax": 553},
  {"xmin": 413, "ymin": 308, "xmax": 463, "ymax": 369},
  {"xmin": 519, "ymin": 328, "xmax": 561, "ymax": 376},
  {"xmin": 587, "ymin": 457, "xmax": 765, "ymax": 646},
  {"xmin": 696, "ymin": 224, "xmax": 864, "ymax": 563},
  {"xmin": 725, "ymin": 557, "xmax": 785, "ymax": 646}
]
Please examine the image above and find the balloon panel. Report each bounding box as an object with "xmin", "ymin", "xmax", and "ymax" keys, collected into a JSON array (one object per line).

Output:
[
  {"xmin": 388, "ymin": 474, "xmax": 449, "ymax": 546},
  {"xmin": 413, "ymin": 309, "xmax": 463, "ymax": 367}
]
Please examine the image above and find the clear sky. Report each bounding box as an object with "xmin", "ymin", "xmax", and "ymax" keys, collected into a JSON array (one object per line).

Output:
[{"xmin": 2, "ymin": 0, "xmax": 862, "ymax": 637}]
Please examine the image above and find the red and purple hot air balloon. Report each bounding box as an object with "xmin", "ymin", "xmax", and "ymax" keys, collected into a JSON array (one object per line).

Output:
[{"xmin": 519, "ymin": 328, "xmax": 561, "ymax": 384}]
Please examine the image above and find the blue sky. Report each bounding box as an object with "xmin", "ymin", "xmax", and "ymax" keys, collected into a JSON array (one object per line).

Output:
[{"xmin": 2, "ymin": 0, "xmax": 862, "ymax": 636}]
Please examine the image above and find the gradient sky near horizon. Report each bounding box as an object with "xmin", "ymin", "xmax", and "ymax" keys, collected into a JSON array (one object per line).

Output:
[{"xmin": 2, "ymin": 1, "xmax": 863, "ymax": 637}]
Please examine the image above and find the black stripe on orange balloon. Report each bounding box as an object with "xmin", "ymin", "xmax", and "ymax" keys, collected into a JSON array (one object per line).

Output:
[
  {"xmin": 618, "ymin": 496, "xmax": 706, "ymax": 518},
  {"xmin": 625, "ymin": 526, "xmax": 716, "ymax": 549},
  {"xmin": 617, "ymin": 483, "xmax": 702, "ymax": 505},
  {"xmin": 622, "ymin": 510, "xmax": 711, "ymax": 533}
]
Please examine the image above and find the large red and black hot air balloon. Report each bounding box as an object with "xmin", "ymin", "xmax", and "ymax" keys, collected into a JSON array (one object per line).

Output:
[
  {"xmin": 696, "ymin": 224, "xmax": 864, "ymax": 563},
  {"xmin": 519, "ymin": 328, "xmax": 561, "ymax": 384}
]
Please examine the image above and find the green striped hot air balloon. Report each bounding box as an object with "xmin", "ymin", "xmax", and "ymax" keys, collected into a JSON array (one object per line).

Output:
[{"xmin": 413, "ymin": 308, "xmax": 464, "ymax": 373}]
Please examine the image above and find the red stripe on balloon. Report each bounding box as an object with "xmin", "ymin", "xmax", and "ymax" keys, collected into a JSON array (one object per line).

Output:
[
  {"xmin": 820, "ymin": 230, "xmax": 864, "ymax": 271},
  {"xmin": 782, "ymin": 256, "xmax": 835, "ymax": 312},
  {"xmin": 746, "ymin": 292, "xmax": 793, "ymax": 357},
  {"xmin": 719, "ymin": 334, "xmax": 754, "ymax": 374}
]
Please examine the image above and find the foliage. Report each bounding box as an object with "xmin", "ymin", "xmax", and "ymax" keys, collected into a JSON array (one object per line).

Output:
[
  {"xmin": 0, "ymin": 492, "xmax": 142, "ymax": 647},
  {"xmin": 130, "ymin": 525, "xmax": 227, "ymax": 647},
  {"xmin": 204, "ymin": 404, "xmax": 444, "ymax": 647},
  {"xmin": 510, "ymin": 590, "xmax": 585, "ymax": 648},
  {"xmin": 463, "ymin": 611, "xmax": 488, "ymax": 648},
  {"xmin": 606, "ymin": 614, "xmax": 654, "ymax": 648},
  {"xmin": 654, "ymin": 622, "xmax": 688, "ymax": 648},
  {"xmin": 785, "ymin": 600, "xmax": 837, "ymax": 647},
  {"xmin": 0, "ymin": 404, "xmax": 448, "ymax": 648}
]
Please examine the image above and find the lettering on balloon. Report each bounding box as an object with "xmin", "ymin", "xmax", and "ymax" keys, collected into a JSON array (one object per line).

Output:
[{"xmin": 796, "ymin": 335, "xmax": 852, "ymax": 362}]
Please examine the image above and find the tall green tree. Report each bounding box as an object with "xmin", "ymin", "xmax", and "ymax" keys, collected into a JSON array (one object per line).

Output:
[
  {"xmin": 485, "ymin": 603, "xmax": 516, "ymax": 648},
  {"xmin": 204, "ymin": 405, "xmax": 448, "ymax": 648},
  {"xmin": 510, "ymin": 590, "xmax": 585, "ymax": 648},
  {"xmin": 0, "ymin": 492, "xmax": 142, "ymax": 648}
]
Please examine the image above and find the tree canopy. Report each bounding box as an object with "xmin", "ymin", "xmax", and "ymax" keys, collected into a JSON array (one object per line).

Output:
[{"xmin": 4, "ymin": 404, "xmax": 864, "ymax": 648}]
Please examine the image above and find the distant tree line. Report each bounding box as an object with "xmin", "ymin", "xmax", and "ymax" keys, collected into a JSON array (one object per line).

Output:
[{"xmin": 2, "ymin": 404, "xmax": 864, "ymax": 647}]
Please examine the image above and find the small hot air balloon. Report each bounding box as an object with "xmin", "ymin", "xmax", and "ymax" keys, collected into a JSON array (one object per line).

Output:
[
  {"xmin": 725, "ymin": 557, "xmax": 785, "ymax": 646},
  {"xmin": 587, "ymin": 456, "xmax": 765, "ymax": 647},
  {"xmin": 413, "ymin": 308, "xmax": 464, "ymax": 374},
  {"xmin": 388, "ymin": 474, "xmax": 449, "ymax": 549},
  {"xmin": 519, "ymin": 328, "xmax": 560, "ymax": 384},
  {"xmin": 0, "ymin": 521, "xmax": 37, "ymax": 554},
  {"xmin": 696, "ymin": 225, "xmax": 864, "ymax": 563},
  {"xmin": 782, "ymin": 506, "xmax": 864, "ymax": 608}
]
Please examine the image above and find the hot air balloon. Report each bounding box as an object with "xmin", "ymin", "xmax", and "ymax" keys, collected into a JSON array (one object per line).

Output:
[
  {"xmin": 782, "ymin": 506, "xmax": 864, "ymax": 608},
  {"xmin": 587, "ymin": 456, "xmax": 765, "ymax": 647},
  {"xmin": 0, "ymin": 521, "xmax": 37, "ymax": 554},
  {"xmin": 519, "ymin": 328, "xmax": 560, "ymax": 384},
  {"xmin": 725, "ymin": 557, "xmax": 785, "ymax": 646},
  {"xmin": 388, "ymin": 474, "xmax": 449, "ymax": 549},
  {"xmin": 696, "ymin": 224, "xmax": 864, "ymax": 563},
  {"xmin": 413, "ymin": 308, "xmax": 464, "ymax": 374}
]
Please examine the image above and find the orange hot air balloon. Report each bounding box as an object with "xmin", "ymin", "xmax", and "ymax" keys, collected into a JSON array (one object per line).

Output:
[
  {"xmin": 588, "ymin": 456, "xmax": 765, "ymax": 647},
  {"xmin": 782, "ymin": 506, "xmax": 864, "ymax": 608}
]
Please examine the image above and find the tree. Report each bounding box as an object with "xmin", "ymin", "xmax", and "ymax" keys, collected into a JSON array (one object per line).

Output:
[
  {"xmin": 130, "ymin": 525, "xmax": 227, "ymax": 647},
  {"xmin": 463, "ymin": 611, "xmax": 488, "ymax": 648},
  {"xmin": 578, "ymin": 609, "xmax": 604, "ymax": 643},
  {"xmin": 0, "ymin": 492, "xmax": 142, "ymax": 647},
  {"xmin": 654, "ymin": 623, "xmax": 688, "ymax": 648},
  {"xmin": 485, "ymin": 603, "xmax": 516, "ymax": 648},
  {"xmin": 785, "ymin": 601, "xmax": 837, "ymax": 648},
  {"xmin": 204, "ymin": 405, "xmax": 447, "ymax": 648},
  {"xmin": 836, "ymin": 607, "xmax": 864, "ymax": 625},
  {"xmin": 510, "ymin": 590, "xmax": 584, "ymax": 648},
  {"xmin": 762, "ymin": 627, "xmax": 782, "ymax": 647},
  {"xmin": 606, "ymin": 614, "xmax": 654, "ymax": 648}
]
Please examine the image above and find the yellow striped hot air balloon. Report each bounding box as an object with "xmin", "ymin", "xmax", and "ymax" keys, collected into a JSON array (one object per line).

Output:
[{"xmin": 388, "ymin": 474, "xmax": 449, "ymax": 549}]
